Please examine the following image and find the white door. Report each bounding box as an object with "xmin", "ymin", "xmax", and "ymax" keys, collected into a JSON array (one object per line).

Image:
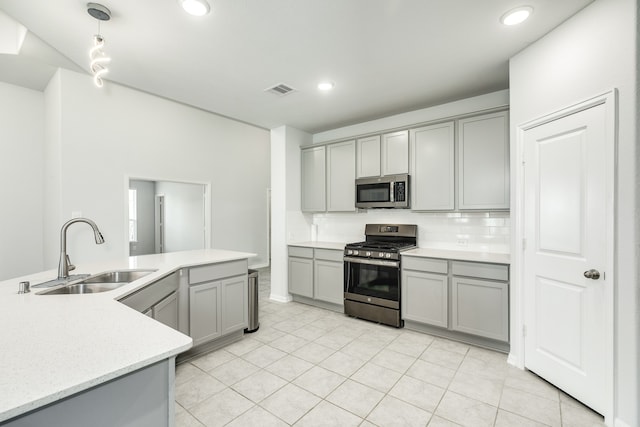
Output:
[{"xmin": 523, "ymin": 101, "xmax": 612, "ymax": 414}]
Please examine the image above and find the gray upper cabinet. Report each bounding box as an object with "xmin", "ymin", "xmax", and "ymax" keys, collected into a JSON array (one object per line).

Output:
[
  {"xmin": 381, "ymin": 130, "xmax": 409, "ymax": 176},
  {"xmin": 410, "ymin": 122, "xmax": 455, "ymax": 211},
  {"xmin": 327, "ymin": 140, "xmax": 356, "ymax": 212},
  {"xmin": 301, "ymin": 146, "xmax": 326, "ymax": 212},
  {"xmin": 356, "ymin": 135, "xmax": 381, "ymax": 178},
  {"xmin": 457, "ymin": 111, "xmax": 509, "ymax": 210}
]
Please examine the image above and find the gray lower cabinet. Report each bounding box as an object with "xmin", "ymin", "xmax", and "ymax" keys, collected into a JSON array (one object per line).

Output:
[
  {"xmin": 189, "ymin": 281, "xmax": 221, "ymax": 346},
  {"xmin": 402, "ymin": 270, "xmax": 448, "ymax": 328},
  {"xmin": 119, "ymin": 271, "xmax": 179, "ymax": 331},
  {"xmin": 313, "ymin": 249, "xmax": 344, "ymax": 305},
  {"xmin": 153, "ymin": 291, "xmax": 178, "ymax": 330},
  {"xmin": 401, "ymin": 255, "xmax": 509, "ymax": 350},
  {"xmin": 288, "ymin": 247, "xmax": 314, "ymax": 298},
  {"xmin": 288, "ymin": 246, "xmax": 344, "ymax": 310},
  {"xmin": 187, "ymin": 260, "xmax": 248, "ymax": 348},
  {"xmin": 451, "ymin": 276, "xmax": 509, "ymax": 341},
  {"xmin": 221, "ymin": 275, "xmax": 249, "ymax": 334}
]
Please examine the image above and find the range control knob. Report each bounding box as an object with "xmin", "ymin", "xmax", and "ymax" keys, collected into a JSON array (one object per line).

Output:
[
  {"xmin": 385, "ymin": 253, "xmax": 392, "ymax": 258},
  {"xmin": 378, "ymin": 252, "xmax": 384, "ymax": 258},
  {"xmin": 346, "ymin": 249, "xmax": 352, "ymax": 255},
  {"xmin": 353, "ymin": 250, "xmax": 359, "ymax": 256},
  {"xmin": 365, "ymin": 251, "xmax": 371, "ymax": 257}
]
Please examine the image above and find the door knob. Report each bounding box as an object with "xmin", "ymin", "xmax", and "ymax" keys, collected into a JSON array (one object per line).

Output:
[{"xmin": 584, "ymin": 269, "xmax": 600, "ymax": 280}]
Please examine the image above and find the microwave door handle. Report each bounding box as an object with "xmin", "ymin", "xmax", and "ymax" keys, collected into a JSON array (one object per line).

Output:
[{"xmin": 390, "ymin": 181, "xmax": 395, "ymax": 202}]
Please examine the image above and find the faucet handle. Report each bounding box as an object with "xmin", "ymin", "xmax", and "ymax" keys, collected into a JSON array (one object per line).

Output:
[{"xmin": 66, "ymin": 255, "xmax": 76, "ymax": 272}]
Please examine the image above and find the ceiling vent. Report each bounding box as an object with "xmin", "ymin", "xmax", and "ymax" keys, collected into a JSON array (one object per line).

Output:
[{"xmin": 265, "ymin": 83, "xmax": 296, "ymax": 96}]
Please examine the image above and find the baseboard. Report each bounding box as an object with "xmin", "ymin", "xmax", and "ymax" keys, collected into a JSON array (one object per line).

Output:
[
  {"xmin": 507, "ymin": 352, "xmax": 523, "ymax": 369},
  {"xmin": 614, "ymin": 418, "xmax": 632, "ymax": 427},
  {"xmin": 269, "ymin": 293, "xmax": 292, "ymax": 303}
]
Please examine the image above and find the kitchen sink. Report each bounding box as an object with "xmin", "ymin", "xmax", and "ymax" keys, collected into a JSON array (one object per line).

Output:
[
  {"xmin": 81, "ymin": 270, "xmax": 156, "ymax": 284},
  {"xmin": 39, "ymin": 269, "xmax": 157, "ymax": 295}
]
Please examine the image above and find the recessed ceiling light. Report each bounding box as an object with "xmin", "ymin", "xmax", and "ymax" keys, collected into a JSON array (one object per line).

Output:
[
  {"xmin": 179, "ymin": 0, "xmax": 211, "ymax": 16},
  {"xmin": 318, "ymin": 81, "xmax": 335, "ymax": 91},
  {"xmin": 500, "ymin": 6, "xmax": 533, "ymax": 26}
]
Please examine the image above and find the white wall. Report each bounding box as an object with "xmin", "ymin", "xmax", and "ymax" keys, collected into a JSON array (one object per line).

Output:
[
  {"xmin": 270, "ymin": 125, "xmax": 312, "ymax": 302},
  {"xmin": 0, "ymin": 81, "xmax": 44, "ymax": 280},
  {"xmin": 156, "ymin": 181, "xmax": 205, "ymax": 253},
  {"xmin": 509, "ymin": 0, "xmax": 637, "ymax": 425},
  {"xmin": 42, "ymin": 69, "xmax": 270, "ymax": 270}
]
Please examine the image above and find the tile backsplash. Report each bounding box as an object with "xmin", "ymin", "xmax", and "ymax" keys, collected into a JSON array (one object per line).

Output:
[{"xmin": 312, "ymin": 210, "xmax": 510, "ymax": 253}]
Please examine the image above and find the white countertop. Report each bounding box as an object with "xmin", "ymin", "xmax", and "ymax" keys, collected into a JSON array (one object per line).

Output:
[
  {"xmin": 0, "ymin": 249, "xmax": 255, "ymax": 423},
  {"xmin": 288, "ymin": 241, "xmax": 347, "ymax": 250},
  {"xmin": 403, "ymin": 247, "xmax": 510, "ymax": 264},
  {"xmin": 288, "ymin": 241, "xmax": 510, "ymax": 264}
]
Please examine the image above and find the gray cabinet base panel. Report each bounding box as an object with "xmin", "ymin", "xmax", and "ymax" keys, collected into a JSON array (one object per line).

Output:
[
  {"xmin": 292, "ymin": 295, "xmax": 344, "ymax": 313},
  {"xmin": 177, "ymin": 329, "xmax": 244, "ymax": 364},
  {"xmin": 2, "ymin": 359, "xmax": 174, "ymax": 427},
  {"xmin": 404, "ymin": 320, "xmax": 510, "ymax": 353}
]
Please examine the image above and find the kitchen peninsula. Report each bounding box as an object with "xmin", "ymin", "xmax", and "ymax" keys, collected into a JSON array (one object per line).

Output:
[{"xmin": 0, "ymin": 249, "xmax": 254, "ymax": 426}]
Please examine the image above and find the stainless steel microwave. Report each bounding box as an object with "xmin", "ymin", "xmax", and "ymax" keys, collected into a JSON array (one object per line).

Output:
[{"xmin": 355, "ymin": 174, "xmax": 410, "ymax": 209}]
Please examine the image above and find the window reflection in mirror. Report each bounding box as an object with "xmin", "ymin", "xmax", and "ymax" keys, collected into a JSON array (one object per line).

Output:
[{"xmin": 129, "ymin": 179, "xmax": 206, "ymax": 256}]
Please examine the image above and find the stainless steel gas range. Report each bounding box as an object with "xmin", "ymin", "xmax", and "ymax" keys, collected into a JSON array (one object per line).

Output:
[{"xmin": 343, "ymin": 224, "xmax": 417, "ymax": 328}]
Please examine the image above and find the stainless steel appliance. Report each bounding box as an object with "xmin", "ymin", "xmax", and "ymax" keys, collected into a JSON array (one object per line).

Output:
[
  {"xmin": 344, "ymin": 224, "xmax": 417, "ymax": 327},
  {"xmin": 355, "ymin": 174, "xmax": 410, "ymax": 209}
]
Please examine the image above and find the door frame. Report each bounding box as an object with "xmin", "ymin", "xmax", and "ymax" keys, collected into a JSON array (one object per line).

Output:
[{"xmin": 511, "ymin": 90, "xmax": 616, "ymax": 423}]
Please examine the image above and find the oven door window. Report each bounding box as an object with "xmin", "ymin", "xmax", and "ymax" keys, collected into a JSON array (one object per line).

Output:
[
  {"xmin": 346, "ymin": 261, "xmax": 399, "ymax": 301},
  {"xmin": 357, "ymin": 183, "xmax": 391, "ymax": 203}
]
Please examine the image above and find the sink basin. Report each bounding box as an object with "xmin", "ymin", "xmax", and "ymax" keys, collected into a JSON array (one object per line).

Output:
[
  {"xmin": 43, "ymin": 282, "xmax": 128, "ymax": 294},
  {"xmin": 39, "ymin": 269, "xmax": 157, "ymax": 295},
  {"xmin": 82, "ymin": 270, "xmax": 156, "ymax": 284}
]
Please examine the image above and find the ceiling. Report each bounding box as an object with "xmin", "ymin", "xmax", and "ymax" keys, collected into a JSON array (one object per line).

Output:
[{"xmin": 0, "ymin": 0, "xmax": 594, "ymax": 134}]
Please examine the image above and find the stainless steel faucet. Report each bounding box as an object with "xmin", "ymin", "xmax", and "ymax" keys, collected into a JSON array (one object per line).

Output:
[{"xmin": 58, "ymin": 218, "xmax": 105, "ymax": 279}]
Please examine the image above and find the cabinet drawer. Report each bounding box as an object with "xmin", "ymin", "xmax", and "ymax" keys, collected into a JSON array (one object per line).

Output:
[
  {"xmin": 314, "ymin": 248, "xmax": 343, "ymax": 262},
  {"xmin": 402, "ymin": 256, "xmax": 448, "ymax": 274},
  {"xmin": 451, "ymin": 261, "xmax": 508, "ymax": 282},
  {"xmin": 288, "ymin": 246, "xmax": 314, "ymax": 258},
  {"xmin": 189, "ymin": 260, "xmax": 247, "ymax": 285}
]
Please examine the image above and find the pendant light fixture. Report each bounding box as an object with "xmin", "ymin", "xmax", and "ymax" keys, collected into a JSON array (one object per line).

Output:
[{"xmin": 87, "ymin": 3, "xmax": 112, "ymax": 88}]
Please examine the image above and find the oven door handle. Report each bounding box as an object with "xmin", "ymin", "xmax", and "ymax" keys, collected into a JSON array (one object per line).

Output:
[{"xmin": 343, "ymin": 257, "xmax": 400, "ymax": 268}]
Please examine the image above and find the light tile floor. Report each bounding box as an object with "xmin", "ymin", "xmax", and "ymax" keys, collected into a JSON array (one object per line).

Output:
[{"xmin": 175, "ymin": 269, "xmax": 606, "ymax": 427}]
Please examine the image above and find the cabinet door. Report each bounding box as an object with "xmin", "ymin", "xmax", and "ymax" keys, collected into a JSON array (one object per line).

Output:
[
  {"xmin": 381, "ymin": 130, "xmax": 409, "ymax": 175},
  {"xmin": 314, "ymin": 259, "xmax": 344, "ymax": 305},
  {"xmin": 301, "ymin": 146, "xmax": 326, "ymax": 212},
  {"xmin": 327, "ymin": 140, "xmax": 356, "ymax": 212},
  {"xmin": 288, "ymin": 256, "xmax": 313, "ymax": 298},
  {"xmin": 410, "ymin": 122, "xmax": 455, "ymax": 210},
  {"xmin": 457, "ymin": 111, "xmax": 509, "ymax": 210},
  {"xmin": 356, "ymin": 135, "xmax": 381, "ymax": 178},
  {"xmin": 451, "ymin": 276, "xmax": 509, "ymax": 341},
  {"xmin": 221, "ymin": 275, "xmax": 248, "ymax": 334},
  {"xmin": 189, "ymin": 281, "xmax": 221, "ymax": 346},
  {"xmin": 402, "ymin": 270, "xmax": 448, "ymax": 328},
  {"xmin": 153, "ymin": 291, "xmax": 179, "ymax": 330}
]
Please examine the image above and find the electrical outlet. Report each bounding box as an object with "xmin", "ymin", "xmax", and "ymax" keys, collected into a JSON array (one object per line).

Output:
[{"xmin": 456, "ymin": 239, "xmax": 468, "ymax": 247}]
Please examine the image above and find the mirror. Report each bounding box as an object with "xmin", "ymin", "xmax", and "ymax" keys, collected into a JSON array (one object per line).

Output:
[{"xmin": 129, "ymin": 179, "xmax": 207, "ymax": 256}]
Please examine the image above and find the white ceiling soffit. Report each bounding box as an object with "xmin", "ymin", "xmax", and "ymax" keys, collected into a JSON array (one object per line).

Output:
[{"xmin": 0, "ymin": 0, "xmax": 595, "ymax": 133}]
